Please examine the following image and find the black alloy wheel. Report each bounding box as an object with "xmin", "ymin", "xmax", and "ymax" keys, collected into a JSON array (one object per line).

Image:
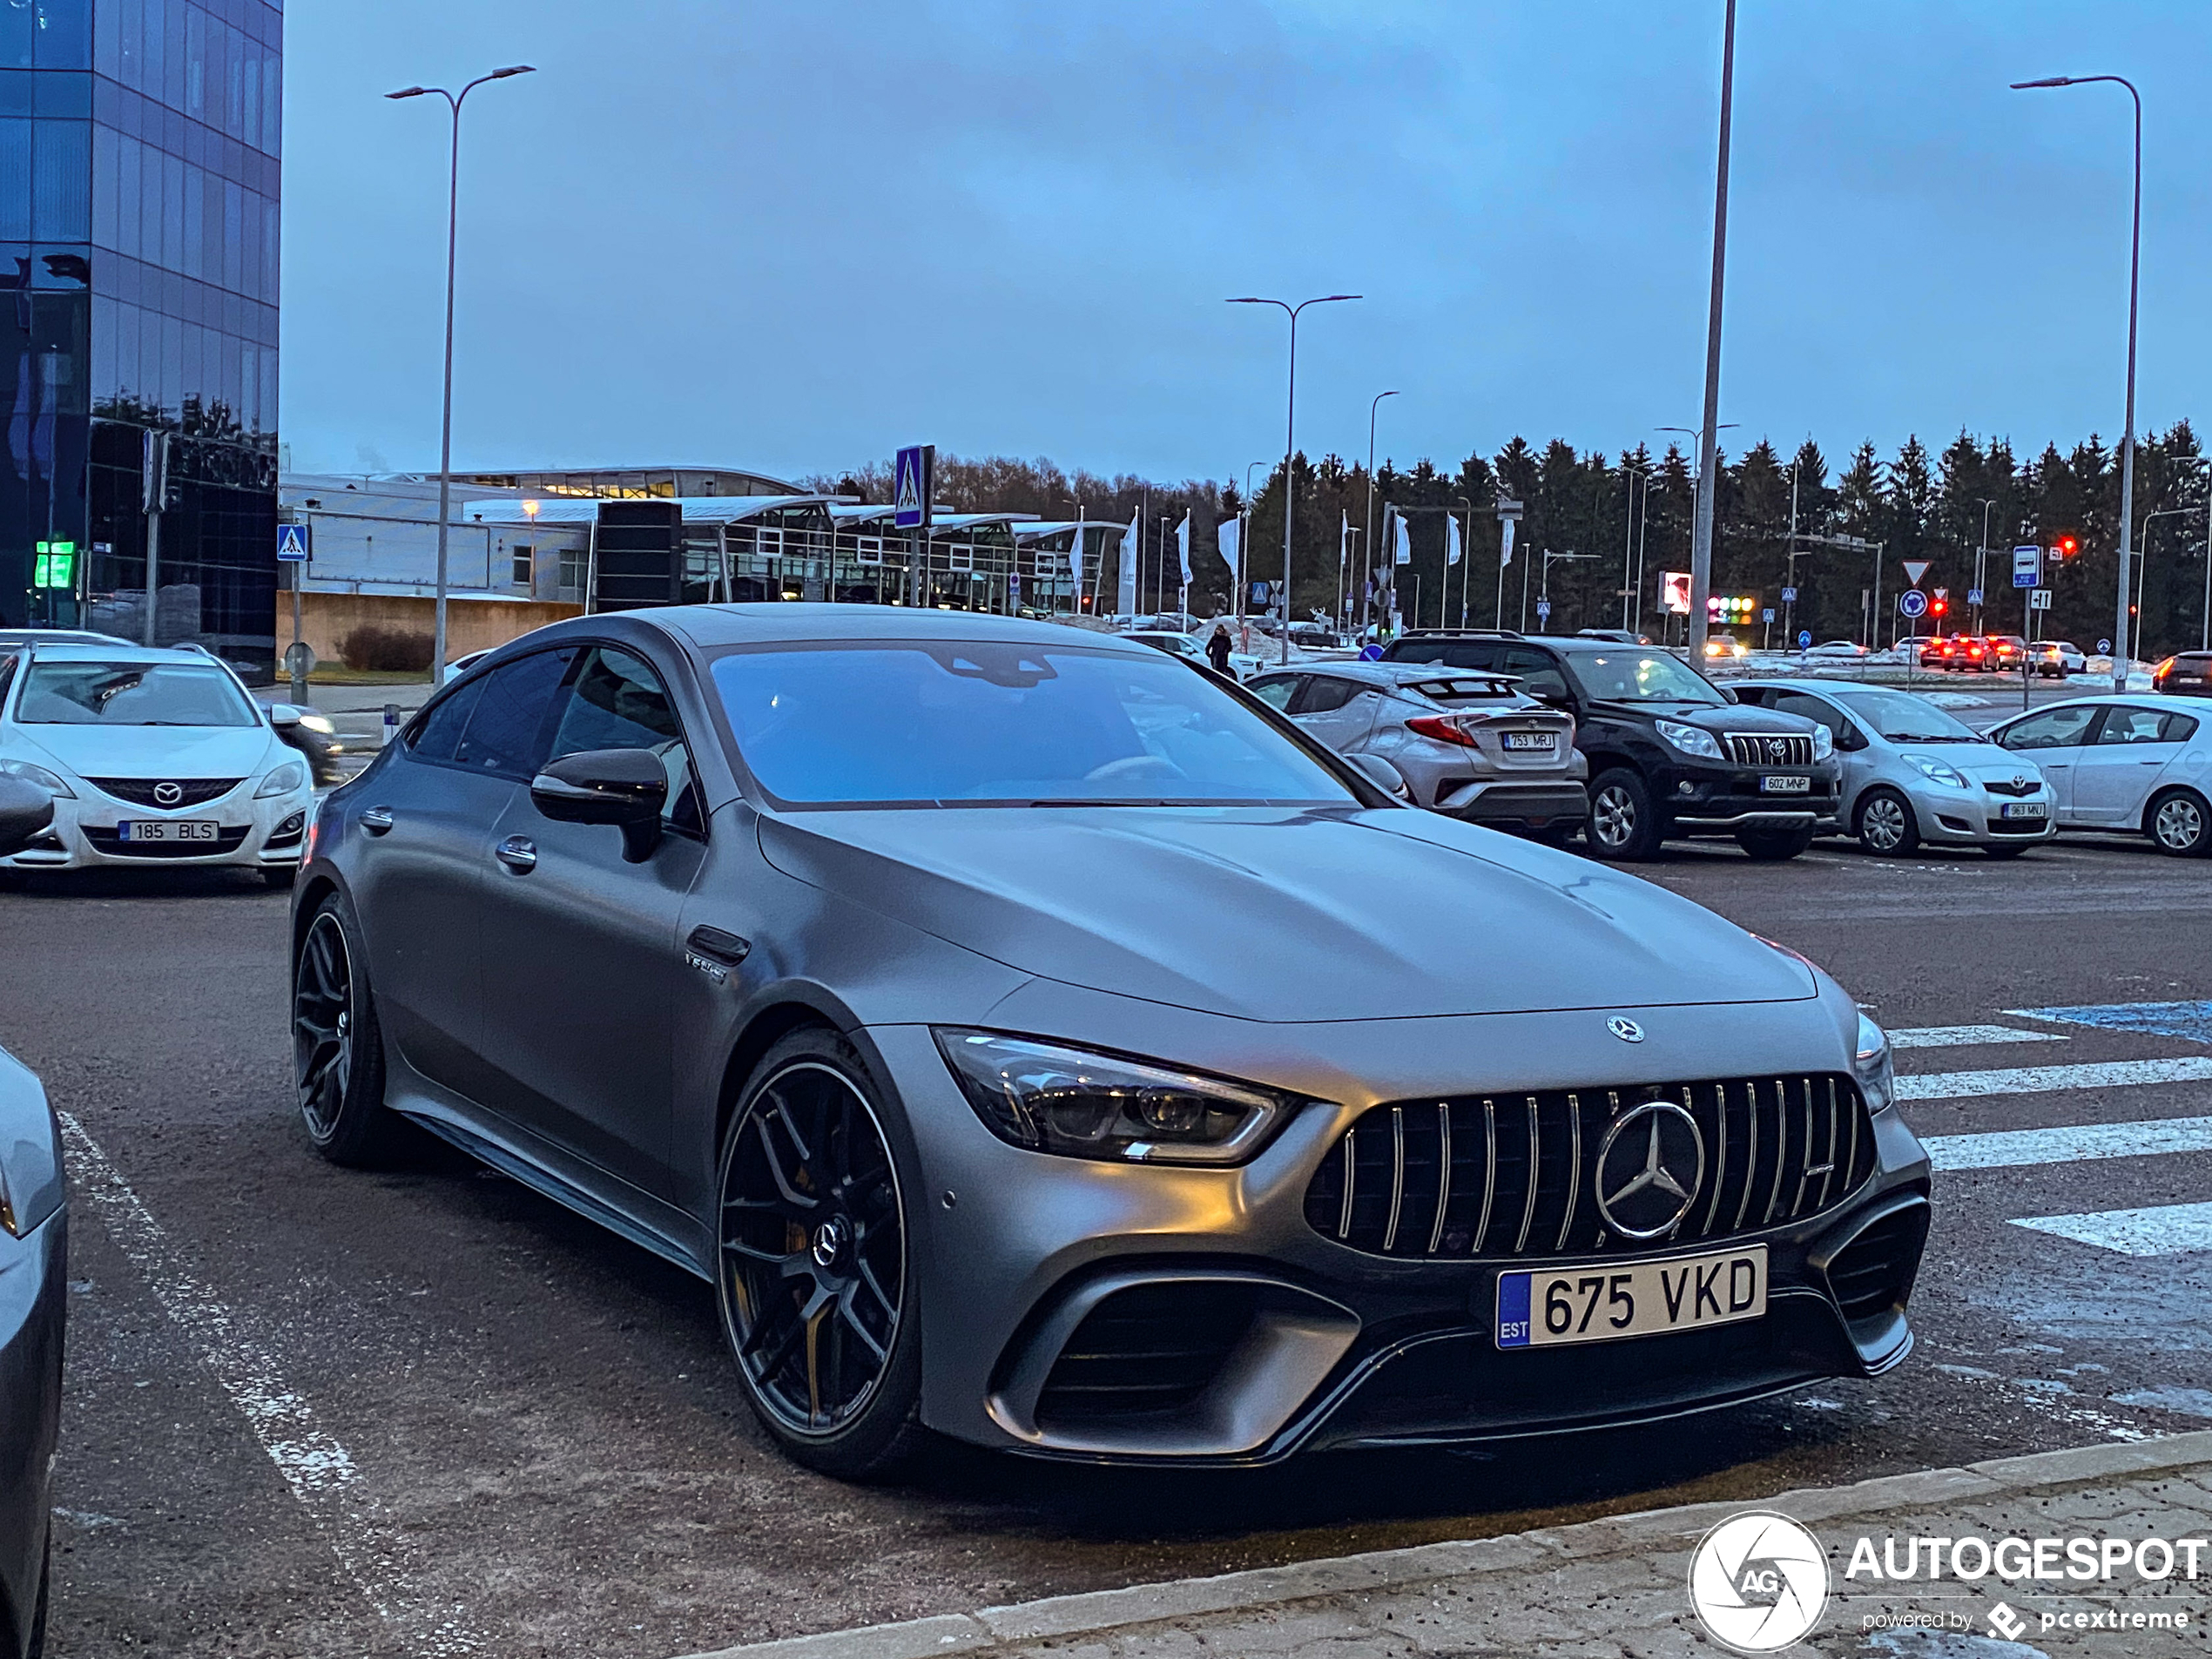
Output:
[
  {"xmin": 717, "ymin": 1032, "xmax": 922, "ymax": 1478},
  {"xmin": 2148, "ymin": 788, "xmax": 2212, "ymax": 858},
  {"xmin": 1854, "ymin": 787, "xmax": 1919, "ymax": 857},
  {"xmin": 1585, "ymin": 768, "xmax": 1660, "ymax": 860},
  {"xmin": 292, "ymin": 898, "xmax": 400, "ymax": 1164}
]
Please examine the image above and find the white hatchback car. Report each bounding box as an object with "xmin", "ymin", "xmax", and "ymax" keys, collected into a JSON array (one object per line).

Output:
[
  {"xmin": 1989, "ymin": 695, "xmax": 2212, "ymax": 857},
  {"xmin": 0, "ymin": 642, "xmax": 315, "ymax": 885}
]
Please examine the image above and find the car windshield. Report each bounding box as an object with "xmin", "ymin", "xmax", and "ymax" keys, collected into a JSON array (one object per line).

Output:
[
  {"xmin": 1831, "ymin": 687, "xmax": 1980, "ymax": 743},
  {"xmin": 1561, "ymin": 650, "xmax": 1723, "ymax": 705},
  {"xmin": 710, "ymin": 641, "xmax": 1359, "ymax": 807},
  {"xmin": 13, "ymin": 660, "xmax": 259, "ymax": 726}
]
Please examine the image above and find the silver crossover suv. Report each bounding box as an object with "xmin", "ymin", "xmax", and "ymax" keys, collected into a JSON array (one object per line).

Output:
[
  {"xmin": 1248, "ymin": 661, "xmax": 1587, "ymax": 834},
  {"xmin": 1734, "ymin": 680, "xmax": 2055, "ymax": 858},
  {"xmin": 295, "ymin": 607, "xmax": 1931, "ymax": 1477}
]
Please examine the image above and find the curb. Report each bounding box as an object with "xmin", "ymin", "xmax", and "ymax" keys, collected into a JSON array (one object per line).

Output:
[{"xmin": 670, "ymin": 1428, "xmax": 2212, "ymax": 1659}]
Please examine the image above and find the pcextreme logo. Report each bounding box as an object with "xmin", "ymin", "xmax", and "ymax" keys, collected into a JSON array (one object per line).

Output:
[{"xmin": 1688, "ymin": 1511, "xmax": 1831, "ymax": 1653}]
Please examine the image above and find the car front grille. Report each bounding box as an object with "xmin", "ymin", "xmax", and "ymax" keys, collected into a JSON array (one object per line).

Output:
[
  {"xmin": 1723, "ymin": 732, "xmax": 1814, "ymax": 768},
  {"xmin": 1982, "ymin": 777, "xmax": 2039, "ymax": 798},
  {"xmin": 82, "ymin": 826, "xmax": 251, "ymax": 859},
  {"xmin": 1305, "ymin": 1074, "xmax": 1875, "ymax": 1261},
  {"xmin": 84, "ymin": 776, "xmax": 244, "ymax": 808}
]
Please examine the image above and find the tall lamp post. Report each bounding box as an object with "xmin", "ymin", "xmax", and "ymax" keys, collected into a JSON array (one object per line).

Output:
[
  {"xmin": 1365, "ymin": 389, "xmax": 1399, "ymax": 642},
  {"xmin": 1229, "ymin": 293, "xmax": 1361, "ymax": 662},
  {"xmin": 2012, "ymin": 73, "xmax": 2140, "ymax": 691},
  {"xmin": 388, "ymin": 64, "xmax": 536, "ymax": 681},
  {"xmin": 1688, "ymin": 0, "xmax": 1739, "ymax": 661}
]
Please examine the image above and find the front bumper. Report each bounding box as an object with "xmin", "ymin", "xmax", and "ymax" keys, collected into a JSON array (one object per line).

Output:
[
  {"xmin": 1904, "ymin": 780, "xmax": 2060, "ymax": 846},
  {"xmin": 872, "ymin": 999, "xmax": 1929, "ymax": 1466},
  {"xmin": 1655, "ymin": 761, "xmax": 1840, "ymax": 837},
  {"xmin": 0, "ymin": 1209, "xmax": 64, "ymax": 1659},
  {"xmin": 0, "ymin": 785, "xmax": 312, "ymax": 872}
]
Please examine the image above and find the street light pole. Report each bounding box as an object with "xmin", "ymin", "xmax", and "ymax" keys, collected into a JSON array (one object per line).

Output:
[
  {"xmin": 1620, "ymin": 464, "xmax": 1654, "ymax": 631},
  {"xmin": 388, "ymin": 64, "xmax": 536, "ymax": 683},
  {"xmin": 1365, "ymin": 390, "xmax": 1399, "ymax": 643},
  {"xmin": 1689, "ymin": 0, "xmax": 1738, "ymax": 661},
  {"xmin": 1230, "ymin": 294, "xmax": 1361, "ymax": 663},
  {"xmin": 1972, "ymin": 496, "xmax": 1997, "ymax": 634},
  {"xmin": 2012, "ymin": 73, "xmax": 2140, "ymax": 690}
]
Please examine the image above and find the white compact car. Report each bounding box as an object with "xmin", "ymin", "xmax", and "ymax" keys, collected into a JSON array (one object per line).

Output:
[
  {"xmin": 0, "ymin": 642, "xmax": 315, "ymax": 884},
  {"xmin": 1989, "ymin": 695, "xmax": 2212, "ymax": 857}
]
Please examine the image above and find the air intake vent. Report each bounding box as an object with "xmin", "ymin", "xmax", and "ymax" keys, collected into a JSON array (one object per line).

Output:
[
  {"xmin": 1305, "ymin": 1075, "xmax": 1875, "ymax": 1261},
  {"xmin": 1724, "ymin": 732, "xmax": 1814, "ymax": 768},
  {"xmin": 1035, "ymin": 1282, "xmax": 1258, "ymax": 1429},
  {"xmin": 1824, "ymin": 1204, "xmax": 1929, "ymax": 1323}
]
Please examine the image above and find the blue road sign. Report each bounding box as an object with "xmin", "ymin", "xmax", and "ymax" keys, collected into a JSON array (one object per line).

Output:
[
  {"xmin": 1535, "ymin": 599, "xmax": 1551, "ymax": 620},
  {"xmin": 1762, "ymin": 608, "xmax": 1776, "ymax": 624},
  {"xmin": 2098, "ymin": 638, "xmax": 2113, "ymax": 655},
  {"xmin": 275, "ymin": 523, "xmax": 311, "ymax": 563},
  {"xmin": 894, "ymin": 445, "xmax": 931, "ymax": 529},
  {"xmin": 1798, "ymin": 630, "xmax": 1812, "ymax": 650},
  {"xmin": 1780, "ymin": 586, "xmax": 1797, "ymax": 604},
  {"xmin": 1359, "ymin": 644, "xmax": 1384, "ymax": 662},
  {"xmin": 1966, "ymin": 587, "xmax": 1983, "ymax": 606},
  {"xmin": 2013, "ymin": 545, "xmax": 2041, "ymax": 589},
  {"xmin": 1899, "ymin": 589, "xmax": 1928, "ymax": 618}
]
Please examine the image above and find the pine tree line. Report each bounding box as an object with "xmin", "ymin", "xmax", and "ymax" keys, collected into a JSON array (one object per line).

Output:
[{"xmin": 824, "ymin": 422, "xmax": 2212, "ymax": 657}]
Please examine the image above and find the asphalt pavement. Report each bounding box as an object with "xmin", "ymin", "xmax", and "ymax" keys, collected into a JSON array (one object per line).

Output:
[{"xmin": 9, "ymin": 794, "xmax": 2212, "ymax": 1656}]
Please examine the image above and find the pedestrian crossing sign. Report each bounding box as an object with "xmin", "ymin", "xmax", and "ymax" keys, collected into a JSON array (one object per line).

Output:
[
  {"xmin": 894, "ymin": 445, "xmax": 932, "ymax": 530},
  {"xmin": 276, "ymin": 523, "xmax": 311, "ymax": 563}
]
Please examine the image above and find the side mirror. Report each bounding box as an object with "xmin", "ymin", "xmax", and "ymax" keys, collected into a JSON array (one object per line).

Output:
[
  {"xmin": 530, "ymin": 748, "xmax": 667, "ymax": 862},
  {"xmin": 1343, "ymin": 753, "xmax": 1409, "ymax": 800},
  {"xmin": 0, "ymin": 774, "xmax": 54, "ymax": 860},
  {"xmin": 1717, "ymin": 685, "xmax": 1740, "ymax": 705},
  {"xmin": 268, "ymin": 703, "xmax": 302, "ymax": 729}
]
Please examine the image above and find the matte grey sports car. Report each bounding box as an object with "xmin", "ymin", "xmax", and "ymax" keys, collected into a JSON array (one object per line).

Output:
[{"xmin": 293, "ymin": 605, "xmax": 1932, "ymax": 1476}]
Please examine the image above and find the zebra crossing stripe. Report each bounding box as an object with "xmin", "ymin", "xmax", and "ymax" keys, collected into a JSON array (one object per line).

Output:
[
  {"xmin": 2006, "ymin": 1001, "xmax": 2212, "ymax": 1045},
  {"xmin": 1924, "ymin": 1114, "xmax": 2212, "ymax": 1171},
  {"xmin": 2011, "ymin": 1201, "xmax": 2212, "ymax": 1257},
  {"xmin": 1896, "ymin": 1058, "xmax": 2212, "ymax": 1103},
  {"xmin": 1889, "ymin": 1025, "xmax": 2067, "ymax": 1049}
]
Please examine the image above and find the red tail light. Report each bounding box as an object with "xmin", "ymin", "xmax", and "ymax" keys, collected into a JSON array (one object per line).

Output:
[{"xmin": 1405, "ymin": 715, "xmax": 1479, "ymax": 748}]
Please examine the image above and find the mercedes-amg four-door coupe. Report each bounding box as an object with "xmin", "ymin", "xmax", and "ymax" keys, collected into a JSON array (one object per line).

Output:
[{"xmin": 292, "ymin": 606, "xmax": 1931, "ymax": 1476}]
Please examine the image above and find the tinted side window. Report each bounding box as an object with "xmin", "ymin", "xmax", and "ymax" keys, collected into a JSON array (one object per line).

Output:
[
  {"xmin": 1294, "ymin": 676, "xmax": 1360, "ymax": 715},
  {"xmin": 454, "ymin": 649, "xmax": 573, "ymax": 779},
  {"xmin": 407, "ymin": 677, "xmax": 483, "ymax": 764},
  {"xmin": 543, "ymin": 647, "xmax": 702, "ymax": 833},
  {"xmin": 2164, "ymin": 713, "xmax": 2202, "ymax": 743},
  {"xmin": 1773, "ymin": 691, "xmax": 1846, "ymax": 740},
  {"xmin": 1248, "ymin": 675, "xmax": 1298, "ymax": 711},
  {"xmin": 1998, "ymin": 705, "xmax": 2100, "ymax": 750},
  {"xmin": 1501, "ymin": 647, "xmax": 1568, "ymax": 699},
  {"xmin": 1387, "ymin": 641, "xmax": 1447, "ymax": 665},
  {"xmin": 1440, "ymin": 642, "xmax": 1504, "ymax": 671}
]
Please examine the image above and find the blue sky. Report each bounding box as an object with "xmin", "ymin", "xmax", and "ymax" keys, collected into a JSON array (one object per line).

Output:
[{"xmin": 279, "ymin": 2, "xmax": 2212, "ymax": 486}]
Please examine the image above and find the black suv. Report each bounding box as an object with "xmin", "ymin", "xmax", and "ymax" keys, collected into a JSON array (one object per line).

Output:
[{"xmin": 1382, "ymin": 631, "xmax": 1840, "ymax": 860}]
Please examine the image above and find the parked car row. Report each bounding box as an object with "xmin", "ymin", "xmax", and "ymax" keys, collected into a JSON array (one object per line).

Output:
[{"xmin": 1253, "ymin": 628, "xmax": 2211, "ymax": 862}]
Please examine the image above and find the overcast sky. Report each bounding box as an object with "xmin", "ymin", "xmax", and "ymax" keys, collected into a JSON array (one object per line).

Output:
[{"xmin": 279, "ymin": 2, "xmax": 2212, "ymax": 487}]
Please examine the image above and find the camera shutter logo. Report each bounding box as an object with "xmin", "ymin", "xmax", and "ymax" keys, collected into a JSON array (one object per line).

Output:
[{"xmin": 1688, "ymin": 1511, "xmax": 1828, "ymax": 1654}]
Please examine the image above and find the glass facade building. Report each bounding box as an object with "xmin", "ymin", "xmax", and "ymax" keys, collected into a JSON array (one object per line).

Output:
[{"xmin": 0, "ymin": 0, "xmax": 280, "ymax": 676}]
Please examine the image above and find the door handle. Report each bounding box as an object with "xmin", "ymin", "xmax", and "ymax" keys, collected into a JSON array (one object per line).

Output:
[
  {"xmin": 685, "ymin": 925, "xmax": 752, "ymax": 967},
  {"xmin": 495, "ymin": 835, "xmax": 538, "ymax": 873},
  {"xmin": 359, "ymin": 806, "xmax": 395, "ymax": 833}
]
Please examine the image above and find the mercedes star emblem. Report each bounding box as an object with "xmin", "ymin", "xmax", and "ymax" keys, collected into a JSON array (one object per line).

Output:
[
  {"xmin": 1594, "ymin": 1101, "xmax": 1707, "ymax": 1239},
  {"xmin": 1607, "ymin": 1016, "xmax": 1644, "ymax": 1043},
  {"xmin": 152, "ymin": 781, "xmax": 182, "ymax": 806}
]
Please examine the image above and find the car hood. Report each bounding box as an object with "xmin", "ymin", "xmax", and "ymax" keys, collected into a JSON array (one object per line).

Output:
[
  {"xmin": 1896, "ymin": 743, "xmax": 2047, "ymax": 782},
  {"xmin": 6, "ymin": 724, "xmax": 279, "ymax": 780},
  {"xmin": 758, "ymin": 806, "xmax": 1816, "ymax": 1022},
  {"xmin": 1590, "ymin": 702, "xmax": 1815, "ymax": 735}
]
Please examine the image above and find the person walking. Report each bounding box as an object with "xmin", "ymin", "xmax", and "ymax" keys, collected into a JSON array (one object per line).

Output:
[{"xmin": 1204, "ymin": 623, "xmax": 1234, "ymax": 676}]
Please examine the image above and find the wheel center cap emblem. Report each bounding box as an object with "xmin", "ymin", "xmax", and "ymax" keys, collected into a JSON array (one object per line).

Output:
[
  {"xmin": 153, "ymin": 781, "xmax": 182, "ymax": 806},
  {"xmin": 1594, "ymin": 1102, "xmax": 1706, "ymax": 1240},
  {"xmin": 1608, "ymin": 1016, "xmax": 1644, "ymax": 1043},
  {"xmin": 810, "ymin": 1217, "xmax": 850, "ymax": 1270}
]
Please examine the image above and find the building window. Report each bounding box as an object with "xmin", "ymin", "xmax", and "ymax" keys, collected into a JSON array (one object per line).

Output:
[
  {"xmin": 558, "ymin": 547, "xmax": 583, "ymax": 596},
  {"xmin": 512, "ymin": 545, "xmax": 532, "ymax": 587}
]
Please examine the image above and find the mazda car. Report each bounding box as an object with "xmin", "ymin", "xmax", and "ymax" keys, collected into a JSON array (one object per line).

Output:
[{"xmin": 292, "ymin": 606, "xmax": 1931, "ymax": 1476}]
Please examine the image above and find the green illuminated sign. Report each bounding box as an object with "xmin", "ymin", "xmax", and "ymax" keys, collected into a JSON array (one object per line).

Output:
[{"xmin": 32, "ymin": 540, "xmax": 74, "ymax": 590}]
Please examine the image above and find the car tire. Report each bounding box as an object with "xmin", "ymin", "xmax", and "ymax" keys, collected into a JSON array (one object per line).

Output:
[
  {"xmin": 1854, "ymin": 788, "xmax": 1920, "ymax": 856},
  {"xmin": 2147, "ymin": 788, "xmax": 2212, "ymax": 858},
  {"xmin": 1737, "ymin": 826, "xmax": 1814, "ymax": 860},
  {"xmin": 1584, "ymin": 768, "xmax": 1661, "ymax": 860},
  {"xmin": 715, "ymin": 1027, "xmax": 927, "ymax": 1482},
  {"xmin": 292, "ymin": 893, "xmax": 406, "ymax": 1166}
]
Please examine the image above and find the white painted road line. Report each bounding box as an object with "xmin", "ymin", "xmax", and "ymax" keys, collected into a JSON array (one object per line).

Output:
[
  {"xmin": 2012, "ymin": 1201, "xmax": 2212, "ymax": 1257},
  {"xmin": 58, "ymin": 1112, "xmax": 481, "ymax": 1656},
  {"xmin": 1890, "ymin": 1025, "xmax": 2069, "ymax": 1049},
  {"xmin": 1924, "ymin": 1115, "xmax": 2212, "ymax": 1172},
  {"xmin": 1896, "ymin": 1057, "xmax": 2212, "ymax": 1103}
]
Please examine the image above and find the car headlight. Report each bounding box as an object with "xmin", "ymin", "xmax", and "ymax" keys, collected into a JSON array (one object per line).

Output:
[
  {"xmin": 935, "ymin": 1028, "xmax": 1292, "ymax": 1164},
  {"xmin": 1904, "ymin": 754, "xmax": 1967, "ymax": 789},
  {"xmin": 1854, "ymin": 1012, "xmax": 1895, "ymax": 1116},
  {"xmin": 254, "ymin": 762, "xmax": 307, "ymax": 799},
  {"xmin": 0, "ymin": 758, "xmax": 73, "ymax": 799},
  {"xmin": 1811, "ymin": 725, "xmax": 1834, "ymax": 761},
  {"xmin": 1655, "ymin": 718, "xmax": 1724, "ymax": 760},
  {"xmin": 296, "ymin": 713, "xmax": 336, "ymax": 735}
]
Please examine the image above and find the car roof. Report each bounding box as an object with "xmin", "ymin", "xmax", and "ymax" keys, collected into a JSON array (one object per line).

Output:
[
  {"xmin": 1258, "ymin": 659, "xmax": 1519, "ymax": 691},
  {"xmin": 554, "ymin": 603, "xmax": 1161, "ymax": 659},
  {"xmin": 0, "ymin": 641, "xmax": 226, "ymax": 666}
]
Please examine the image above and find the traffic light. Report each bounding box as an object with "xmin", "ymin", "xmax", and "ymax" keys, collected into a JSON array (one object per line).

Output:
[
  {"xmin": 1705, "ymin": 594, "xmax": 1758, "ymax": 623},
  {"xmin": 31, "ymin": 539, "xmax": 73, "ymax": 590},
  {"xmin": 2051, "ymin": 535, "xmax": 2079, "ymax": 561},
  {"xmin": 1929, "ymin": 595, "xmax": 1948, "ymax": 618}
]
